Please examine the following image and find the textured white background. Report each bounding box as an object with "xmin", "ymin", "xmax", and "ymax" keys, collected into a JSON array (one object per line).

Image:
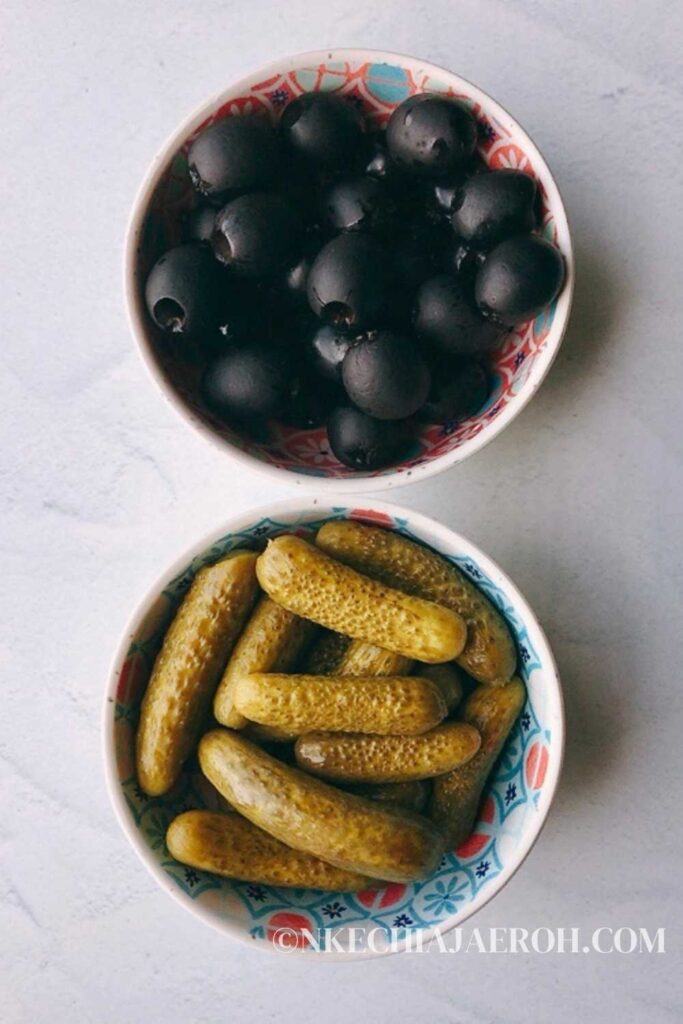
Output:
[{"xmin": 2, "ymin": 1, "xmax": 682, "ymax": 1020}]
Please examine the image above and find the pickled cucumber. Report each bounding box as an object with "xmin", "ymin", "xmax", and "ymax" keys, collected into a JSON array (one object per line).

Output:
[
  {"xmin": 233, "ymin": 672, "xmax": 447, "ymax": 735},
  {"xmin": 199, "ymin": 729, "xmax": 444, "ymax": 883},
  {"xmin": 337, "ymin": 641, "xmax": 413, "ymax": 677},
  {"xmin": 136, "ymin": 552, "xmax": 259, "ymax": 796},
  {"xmin": 429, "ymin": 678, "xmax": 526, "ymax": 846},
  {"xmin": 316, "ymin": 521, "xmax": 516, "ymax": 683},
  {"xmin": 301, "ymin": 630, "xmax": 351, "ymax": 674},
  {"xmin": 167, "ymin": 810, "xmax": 378, "ymax": 891},
  {"xmin": 256, "ymin": 535, "xmax": 466, "ymax": 664},
  {"xmin": 346, "ymin": 780, "xmax": 430, "ymax": 813},
  {"xmin": 295, "ymin": 721, "xmax": 481, "ymax": 783},
  {"xmin": 214, "ymin": 596, "xmax": 317, "ymax": 729},
  {"xmin": 418, "ymin": 663, "xmax": 465, "ymax": 710}
]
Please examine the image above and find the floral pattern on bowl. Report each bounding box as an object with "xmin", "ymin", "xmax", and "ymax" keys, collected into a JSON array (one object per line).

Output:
[
  {"xmin": 105, "ymin": 500, "xmax": 563, "ymax": 956},
  {"xmin": 128, "ymin": 50, "xmax": 573, "ymax": 488}
]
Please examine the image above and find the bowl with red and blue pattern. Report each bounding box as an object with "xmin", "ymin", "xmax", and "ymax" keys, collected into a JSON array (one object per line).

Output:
[
  {"xmin": 125, "ymin": 49, "xmax": 573, "ymax": 492},
  {"xmin": 104, "ymin": 499, "xmax": 564, "ymax": 956}
]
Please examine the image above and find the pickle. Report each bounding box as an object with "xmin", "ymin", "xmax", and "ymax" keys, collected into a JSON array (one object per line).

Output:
[
  {"xmin": 214, "ymin": 596, "xmax": 317, "ymax": 729},
  {"xmin": 167, "ymin": 810, "xmax": 378, "ymax": 891},
  {"xmin": 136, "ymin": 552, "xmax": 259, "ymax": 796},
  {"xmin": 316, "ymin": 521, "xmax": 516, "ymax": 684},
  {"xmin": 199, "ymin": 730, "xmax": 444, "ymax": 883},
  {"xmin": 256, "ymin": 535, "xmax": 466, "ymax": 664},
  {"xmin": 233, "ymin": 672, "xmax": 447, "ymax": 735},
  {"xmin": 337, "ymin": 641, "xmax": 413, "ymax": 677},
  {"xmin": 295, "ymin": 721, "xmax": 481, "ymax": 783},
  {"xmin": 243, "ymin": 722, "xmax": 298, "ymax": 743},
  {"xmin": 418, "ymin": 663, "xmax": 465, "ymax": 710},
  {"xmin": 303, "ymin": 632, "xmax": 412, "ymax": 678},
  {"xmin": 429, "ymin": 678, "xmax": 526, "ymax": 846},
  {"xmin": 346, "ymin": 780, "xmax": 430, "ymax": 814},
  {"xmin": 301, "ymin": 630, "xmax": 351, "ymax": 674}
]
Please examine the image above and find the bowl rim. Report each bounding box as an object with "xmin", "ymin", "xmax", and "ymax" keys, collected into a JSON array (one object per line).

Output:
[
  {"xmin": 102, "ymin": 496, "xmax": 565, "ymax": 959},
  {"xmin": 123, "ymin": 47, "xmax": 575, "ymax": 493}
]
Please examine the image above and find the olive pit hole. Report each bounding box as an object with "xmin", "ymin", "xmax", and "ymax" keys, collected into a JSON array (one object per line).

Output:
[{"xmin": 153, "ymin": 298, "xmax": 186, "ymax": 332}]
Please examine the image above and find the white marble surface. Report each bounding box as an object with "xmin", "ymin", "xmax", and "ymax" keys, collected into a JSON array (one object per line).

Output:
[{"xmin": 2, "ymin": 1, "xmax": 682, "ymax": 1020}]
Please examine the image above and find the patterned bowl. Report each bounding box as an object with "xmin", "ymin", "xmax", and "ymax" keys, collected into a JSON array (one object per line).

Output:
[
  {"xmin": 103, "ymin": 499, "xmax": 564, "ymax": 957},
  {"xmin": 124, "ymin": 48, "xmax": 574, "ymax": 493}
]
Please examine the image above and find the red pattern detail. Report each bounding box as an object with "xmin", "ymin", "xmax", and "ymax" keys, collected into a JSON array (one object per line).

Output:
[
  {"xmin": 115, "ymin": 652, "xmax": 146, "ymax": 704},
  {"xmin": 267, "ymin": 911, "xmax": 313, "ymax": 948},
  {"xmin": 525, "ymin": 742, "xmax": 549, "ymax": 790},
  {"xmin": 455, "ymin": 832, "xmax": 490, "ymax": 858},
  {"xmin": 349, "ymin": 509, "xmax": 395, "ymax": 527}
]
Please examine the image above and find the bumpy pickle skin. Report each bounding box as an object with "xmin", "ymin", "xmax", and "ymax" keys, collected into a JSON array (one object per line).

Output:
[
  {"xmin": 199, "ymin": 730, "xmax": 445, "ymax": 883},
  {"xmin": 256, "ymin": 535, "xmax": 466, "ymax": 664},
  {"xmin": 346, "ymin": 780, "xmax": 430, "ymax": 813},
  {"xmin": 233, "ymin": 672, "xmax": 447, "ymax": 735},
  {"xmin": 316, "ymin": 521, "xmax": 516, "ymax": 684},
  {"xmin": 214, "ymin": 596, "xmax": 317, "ymax": 729},
  {"xmin": 301, "ymin": 630, "xmax": 352, "ymax": 674},
  {"xmin": 429, "ymin": 678, "xmax": 526, "ymax": 847},
  {"xmin": 337, "ymin": 641, "xmax": 413, "ymax": 676},
  {"xmin": 418, "ymin": 663, "xmax": 465, "ymax": 711},
  {"xmin": 295, "ymin": 721, "xmax": 481, "ymax": 784},
  {"xmin": 136, "ymin": 552, "xmax": 259, "ymax": 797},
  {"xmin": 167, "ymin": 810, "xmax": 378, "ymax": 891}
]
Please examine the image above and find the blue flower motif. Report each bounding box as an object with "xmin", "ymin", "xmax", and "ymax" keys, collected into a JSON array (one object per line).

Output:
[
  {"xmin": 478, "ymin": 118, "xmax": 498, "ymax": 142},
  {"xmin": 519, "ymin": 645, "xmax": 530, "ymax": 664},
  {"xmin": 321, "ymin": 901, "xmax": 346, "ymax": 919},
  {"xmin": 505, "ymin": 783, "xmax": 517, "ymax": 805},
  {"xmin": 254, "ymin": 524, "xmax": 269, "ymax": 536},
  {"xmin": 521, "ymin": 711, "xmax": 531, "ymax": 731},
  {"xmin": 464, "ymin": 561, "xmax": 483, "ymax": 580},
  {"xmin": 475, "ymin": 860, "xmax": 490, "ymax": 879},
  {"xmin": 185, "ymin": 868, "xmax": 200, "ymax": 887},
  {"xmin": 423, "ymin": 876, "xmax": 469, "ymax": 916},
  {"xmin": 486, "ymin": 403, "xmax": 502, "ymax": 419},
  {"xmin": 245, "ymin": 885, "xmax": 267, "ymax": 901},
  {"xmin": 514, "ymin": 350, "xmax": 526, "ymax": 368},
  {"xmin": 393, "ymin": 913, "xmax": 414, "ymax": 928},
  {"xmin": 268, "ymin": 88, "xmax": 289, "ymax": 106}
]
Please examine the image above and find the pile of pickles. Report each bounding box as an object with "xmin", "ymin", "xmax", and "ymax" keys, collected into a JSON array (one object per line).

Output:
[{"xmin": 136, "ymin": 521, "xmax": 525, "ymax": 889}]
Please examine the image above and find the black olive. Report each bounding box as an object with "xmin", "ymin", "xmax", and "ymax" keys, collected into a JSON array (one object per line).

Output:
[
  {"xmin": 280, "ymin": 92, "xmax": 365, "ymax": 168},
  {"xmin": 342, "ymin": 329, "xmax": 430, "ymax": 420},
  {"xmin": 184, "ymin": 203, "xmax": 218, "ymax": 242},
  {"xmin": 309, "ymin": 323, "xmax": 357, "ymax": 381},
  {"xmin": 188, "ymin": 114, "xmax": 280, "ymax": 198},
  {"xmin": 414, "ymin": 274, "xmax": 505, "ymax": 355},
  {"xmin": 386, "ymin": 94, "xmax": 477, "ymax": 178},
  {"xmin": 201, "ymin": 343, "xmax": 291, "ymax": 421},
  {"xmin": 452, "ymin": 170, "xmax": 537, "ymax": 248},
  {"xmin": 322, "ymin": 175, "xmax": 393, "ymax": 233},
  {"xmin": 475, "ymin": 235, "xmax": 565, "ymax": 325},
  {"xmin": 307, "ymin": 234, "xmax": 397, "ymax": 330},
  {"xmin": 326, "ymin": 406, "xmax": 414, "ymax": 470},
  {"xmin": 212, "ymin": 194, "xmax": 304, "ymax": 279},
  {"xmin": 419, "ymin": 357, "xmax": 490, "ymax": 423},
  {"xmin": 144, "ymin": 243, "xmax": 222, "ymax": 338}
]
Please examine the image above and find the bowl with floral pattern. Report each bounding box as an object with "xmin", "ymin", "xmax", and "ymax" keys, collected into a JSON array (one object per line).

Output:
[
  {"xmin": 125, "ymin": 48, "xmax": 574, "ymax": 493},
  {"xmin": 103, "ymin": 498, "xmax": 564, "ymax": 957}
]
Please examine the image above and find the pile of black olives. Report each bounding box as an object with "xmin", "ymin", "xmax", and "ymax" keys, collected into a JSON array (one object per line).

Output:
[{"xmin": 145, "ymin": 91, "xmax": 565, "ymax": 470}]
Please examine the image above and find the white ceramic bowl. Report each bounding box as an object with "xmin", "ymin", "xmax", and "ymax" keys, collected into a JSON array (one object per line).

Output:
[
  {"xmin": 124, "ymin": 48, "xmax": 574, "ymax": 493},
  {"xmin": 103, "ymin": 498, "xmax": 564, "ymax": 957}
]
